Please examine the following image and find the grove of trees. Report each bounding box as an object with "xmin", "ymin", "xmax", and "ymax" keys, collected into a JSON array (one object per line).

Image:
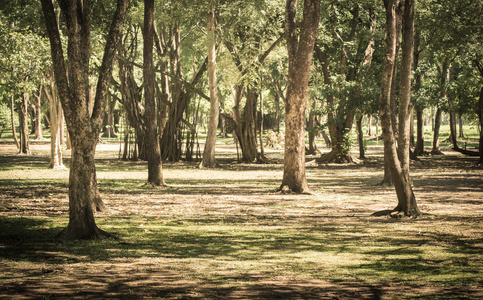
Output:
[{"xmin": 0, "ymin": 0, "xmax": 481, "ymax": 239}]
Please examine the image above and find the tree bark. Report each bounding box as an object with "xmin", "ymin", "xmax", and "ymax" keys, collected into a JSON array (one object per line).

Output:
[
  {"xmin": 414, "ymin": 109, "xmax": 425, "ymax": 155},
  {"xmin": 10, "ymin": 94, "xmax": 19, "ymax": 149},
  {"xmin": 144, "ymin": 0, "xmax": 165, "ymax": 186},
  {"xmin": 43, "ymin": 68, "xmax": 64, "ymax": 169},
  {"xmin": 478, "ymin": 87, "xmax": 483, "ymax": 165},
  {"xmin": 432, "ymin": 107, "xmax": 442, "ymax": 154},
  {"xmin": 200, "ymin": 4, "xmax": 219, "ymax": 169},
  {"xmin": 378, "ymin": 0, "xmax": 419, "ymax": 217},
  {"xmin": 357, "ymin": 114, "xmax": 365, "ymax": 159},
  {"xmin": 280, "ymin": 0, "xmax": 320, "ymax": 194},
  {"xmin": 41, "ymin": 0, "xmax": 130, "ymax": 239},
  {"xmin": 18, "ymin": 92, "xmax": 30, "ymax": 155},
  {"xmin": 32, "ymin": 87, "xmax": 43, "ymax": 140}
]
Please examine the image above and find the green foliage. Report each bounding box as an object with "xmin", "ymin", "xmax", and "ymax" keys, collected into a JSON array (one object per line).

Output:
[
  {"xmin": 0, "ymin": 103, "xmax": 10, "ymax": 136},
  {"xmin": 0, "ymin": 16, "xmax": 50, "ymax": 99}
]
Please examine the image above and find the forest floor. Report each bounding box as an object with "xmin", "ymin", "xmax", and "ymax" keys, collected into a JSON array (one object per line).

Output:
[{"xmin": 0, "ymin": 141, "xmax": 482, "ymax": 299}]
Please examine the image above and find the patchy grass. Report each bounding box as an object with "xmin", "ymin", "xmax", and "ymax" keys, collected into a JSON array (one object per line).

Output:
[{"xmin": 0, "ymin": 142, "xmax": 482, "ymax": 299}]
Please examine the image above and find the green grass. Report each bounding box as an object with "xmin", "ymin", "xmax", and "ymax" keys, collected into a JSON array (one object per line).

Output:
[{"xmin": 0, "ymin": 142, "xmax": 482, "ymax": 299}]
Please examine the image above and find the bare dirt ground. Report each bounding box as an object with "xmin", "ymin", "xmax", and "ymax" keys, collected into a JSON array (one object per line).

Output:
[{"xmin": 0, "ymin": 141, "xmax": 482, "ymax": 299}]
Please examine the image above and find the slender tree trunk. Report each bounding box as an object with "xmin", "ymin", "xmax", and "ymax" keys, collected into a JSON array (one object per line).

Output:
[
  {"xmin": 432, "ymin": 107, "xmax": 442, "ymax": 154},
  {"xmin": 357, "ymin": 114, "xmax": 365, "ymax": 159},
  {"xmin": 10, "ymin": 94, "xmax": 19, "ymax": 149},
  {"xmin": 18, "ymin": 92, "xmax": 30, "ymax": 155},
  {"xmin": 307, "ymin": 106, "xmax": 317, "ymax": 155},
  {"xmin": 458, "ymin": 114, "xmax": 464, "ymax": 138},
  {"xmin": 144, "ymin": 0, "xmax": 165, "ymax": 186},
  {"xmin": 414, "ymin": 109, "xmax": 425, "ymax": 155},
  {"xmin": 448, "ymin": 97, "xmax": 459, "ymax": 149},
  {"xmin": 280, "ymin": 0, "xmax": 320, "ymax": 193},
  {"xmin": 200, "ymin": 4, "xmax": 219, "ymax": 169},
  {"xmin": 478, "ymin": 87, "xmax": 483, "ymax": 164},
  {"xmin": 33, "ymin": 88, "xmax": 43, "ymax": 140},
  {"xmin": 378, "ymin": 0, "xmax": 419, "ymax": 217}
]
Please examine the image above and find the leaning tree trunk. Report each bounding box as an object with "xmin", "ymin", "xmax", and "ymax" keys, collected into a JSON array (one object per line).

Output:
[
  {"xmin": 200, "ymin": 4, "xmax": 219, "ymax": 169},
  {"xmin": 280, "ymin": 0, "xmax": 320, "ymax": 194}
]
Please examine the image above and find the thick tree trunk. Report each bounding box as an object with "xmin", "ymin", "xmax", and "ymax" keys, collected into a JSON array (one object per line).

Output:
[
  {"xmin": 18, "ymin": 92, "xmax": 30, "ymax": 155},
  {"xmin": 41, "ymin": 0, "xmax": 130, "ymax": 239},
  {"xmin": 144, "ymin": 0, "xmax": 165, "ymax": 186},
  {"xmin": 58, "ymin": 138, "xmax": 104, "ymax": 239},
  {"xmin": 378, "ymin": 0, "xmax": 419, "ymax": 217},
  {"xmin": 200, "ymin": 5, "xmax": 219, "ymax": 169},
  {"xmin": 10, "ymin": 94, "xmax": 19, "ymax": 149},
  {"xmin": 280, "ymin": 0, "xmax": 319, "ymax": 194}
]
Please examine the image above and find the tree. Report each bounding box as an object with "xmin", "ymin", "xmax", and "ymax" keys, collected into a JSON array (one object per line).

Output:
[
  {"xmin": 377, "ymin": 0, "xmax": 420, "ymax": 217},
  {"xmin": 144, "ymin": 0, "xmax": 165, "ymax": 186},
  {"xmin": 280, "ymin": 0, "xmax": 320, "ymax": 193},
  {"xmin": 41, "ymin": 0, "xmax": 130, "ymax": 239},
  {"xmin": 199, "ymin": 3, "xmax": 219, "ymax": 169}
]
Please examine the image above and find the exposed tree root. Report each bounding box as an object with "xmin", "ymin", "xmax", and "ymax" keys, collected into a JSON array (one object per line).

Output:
[
  {"xmin": 316, "ymin": 150, "xmax": 360, "ymax": 164},
  {"xmin": 57, "ymin": 226, "xmax": 117, "ymax": 241},
  {"xmin": 371, "ymin": 209, "xmax": 420, "ymax": 219},
  {"xmin": 278, "ymin": 185, "xmax": 315, "ymax": 195}
]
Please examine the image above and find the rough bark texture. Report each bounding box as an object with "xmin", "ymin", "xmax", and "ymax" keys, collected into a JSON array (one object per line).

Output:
[
  {"xmin": 378, "ymin": 0, "xmax": 419, "ymax": 217},
  {"xmin": 144, "ymin": 0, "xmax": 165, "ymax": 186},
  {"xmin": 280, "ymin": 0, "xmax": 320, "ymax": 193},
  {"xmin": 41, "ymin": 0, "xmax": 130, "ymax": 239},
  {"xmin": 200, "ymin": 5, "xmax": 219, "ymax": 169}
]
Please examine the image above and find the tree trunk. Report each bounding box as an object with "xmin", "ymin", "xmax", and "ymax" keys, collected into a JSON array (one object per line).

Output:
[
  {"xmin": 280, "ymin": 0, "xmax": 320, "ymax": 194},
  {"xmin": 10, "ymin": 94, "xmax": 19, "ymax": 149},
  {"xmin": 478, "ymin": 87, "xmax": 483, "ymax": 165},
  {"xmin": 378, "ymin": 0, "xmax": 419, "ymax": 217},
  {"xmin": 307, "ymin": 106, "xmax": 317, "ymax": 155},
  {"xmin": 448, "ymin": 96, "xmax": 459, "ymax": 150},
  {"xmin": 43, "ymin": 68, "xmax": 64, "ymax": 169},
  {"xmin": 102, "ymin": 93, "xmax": 117, "ymax": 138},
  {"xmin": 432, "ymin": 107, "xmax": 442, "ymax": 154},
  {"xmin": 18, "ymin": 92, "xmax": 30, "ymax": 155},
  {"xmin": 357, "ymin": 114, "xmax": 365, "ymax": 159},
  {"xmin": 32, "ymin": 88, "xmax": 43, "ymax": 140},
  {"xmin": 41, "ymin": 0, "xmax": 130, "ymax": 239},
  {"xmin": 144, "ymin": 0, "xmax": 165, "ymax": 186},
  {"xmin": 414, "ymin": 109, "xmax": 425, "ymax": 155},
  {"xmin": 458, "ymin": 114, "xmax": 464, "ymax": 138},
  {"xmin": 200, "ymin": 4, "xmax": 219, "ymax": 169}
]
